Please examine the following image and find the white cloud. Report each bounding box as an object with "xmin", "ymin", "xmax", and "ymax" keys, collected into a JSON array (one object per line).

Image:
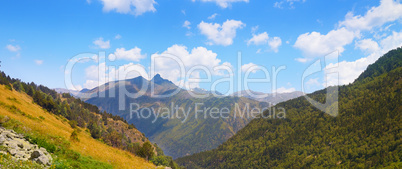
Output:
[
  {"xmin": 339, "ymin": 0, "xmax": 402, "ymax": 31},
  {"xmin": 115, "ymin": 34, "xmax": 122, "ymax": 39},
  {"xmin": 305, "ymin": 78, "xmax": 321, "ymax": 86},
  {"xmin": 241, "ymin": 62, "xmax": 258, "ymax": 73},
  {"xmin": 208, "ymin": 13, "xmax": 218, "ymax": 20},
  {"xmin": 151, "ymin": 44, "xmax": 231, "ymax": 86},
  {"xmin": 247, "ymin": 32, "xmax": 282, "ymax": 52},
  {"xmin": 273, "ymin": 87, "xmax": 296, "ymax": 93},
  {"xmin": 83, "ymin": 62, "xmax": 148, "ymax": 89},
  {"xmin": 306, "ymin": 0, "xmax": 402, "ymax": 86},
  {"xmin": 274, "ymin": 0, "xmax": 305, "ymax": 9},
  {"xmin": 380, "ymin": 31, "xmax": 402, "ymax": 50},
  {"xmin": 198, "ymin": 19, "xmax": 245, "ymax": 46},
  {"xmin": 294, "ymin": 0, "xmax": 402, "ymax": 62},
  {"xmin": 247, "ymin": 32, "xmax": 269, "ymax": 46},
  {"xmin": 34, "ymin": 60, "xmax": 43, "ymax": 65},
  {"xmin": 6, "ymin": 44, "xmax": 21, "ymax": 52},
  {"xmin": 256, "ymin": 49, "xmax": 262, "ymax": 54},
  {"xmin": 93, "ymin": 37, "xmax": 110, "ymax": 49},
  {"xmin": 325, "ymin": 31, "xmax": 402, "ymax": 86},
  {"xmin": 295, "ymin": 58, "xmax": 309, "ymax": 63},
  {"xmin": 355, "ymin": 39, "xmax": 380, "ymax": 54},
  {"xmin": 183, "ymin": 20, "xmax": 191, "ymax": 29},
  {"xmin": 251, "ymin": 26, "xmax": 259, "ymax": 33},
  {"xmin": 110, "ymin": 47, "xmax": 146, "ymax": 61},
  {"xmin": 268, "ymin": 37, "xmax": 282, "ymax": 53},
  {"xmin": 193, "ymin": 0, "xmax": 249, "ymax": 8},
  {"xmin": 294, "ymin": 27, "xmax": 357, "ymax": 57},
  {"xmin": 99, "ymin": 0, "xmax": 157, "ymax": 16}
]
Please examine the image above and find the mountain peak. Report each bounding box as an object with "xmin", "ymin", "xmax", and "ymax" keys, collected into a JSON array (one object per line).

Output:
[
  {"xmin": 151, "ymin": 74, "xmax": 173, "ymax": 85},
  {"xmin": 152, "ymin": 74, "xmax": 162, "ymax": 80}
]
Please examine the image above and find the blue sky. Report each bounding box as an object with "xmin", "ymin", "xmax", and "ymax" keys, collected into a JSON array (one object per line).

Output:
[{"xmin": 1, "ymin": 0, "xmax": 401, "ymax": 95}]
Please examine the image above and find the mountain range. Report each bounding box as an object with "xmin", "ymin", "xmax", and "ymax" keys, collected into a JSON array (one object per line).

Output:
[{"xmin": 79, "ymin": 74, "xmax": 303, "ymax": 158}]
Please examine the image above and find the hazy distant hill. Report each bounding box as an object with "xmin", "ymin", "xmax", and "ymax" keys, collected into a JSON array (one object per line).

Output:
[
  {"xmin": 175, "ymin": 47, "xmax": 402, "ymax": 168},
  {"xmin": 231, "ymin": 90, "xmax": 304, "ymax": 105}
]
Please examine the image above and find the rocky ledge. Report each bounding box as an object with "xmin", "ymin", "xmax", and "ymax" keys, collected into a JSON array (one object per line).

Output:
[{"xmin": 0, "ymin": 127, "xmax": 52, "ymax": 166}]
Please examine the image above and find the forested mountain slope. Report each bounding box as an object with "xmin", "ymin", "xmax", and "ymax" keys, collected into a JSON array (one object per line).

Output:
[{"xmin": 175, "ymin": 47, "xmax": 402, "ymax": 168}]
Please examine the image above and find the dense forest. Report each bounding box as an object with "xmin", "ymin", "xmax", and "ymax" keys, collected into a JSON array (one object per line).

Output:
[
  {"xmin": 175, "ymin": 47, "xmax": 402, "ymax": 168},
  {"xmin": 0, "ymin": 70, "xmax": 181, "ymax": 168}
]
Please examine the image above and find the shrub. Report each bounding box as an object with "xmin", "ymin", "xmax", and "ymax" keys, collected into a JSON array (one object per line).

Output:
[
  {"xmin": 137, "ymin": 142, "xmax": 155, "ymax": 161},
  {"xmin": 70, "ymin": 129, "xmax": 80, "ymax": 142},
  {"xmin": 69, "ymin": 120, "xmax": 77, "ymax": 128}
]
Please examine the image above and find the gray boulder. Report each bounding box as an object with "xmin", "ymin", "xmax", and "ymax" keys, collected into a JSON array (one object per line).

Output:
[{"xmin": 0, "ymin": 128, "xmax": 53, "ymax": 166}]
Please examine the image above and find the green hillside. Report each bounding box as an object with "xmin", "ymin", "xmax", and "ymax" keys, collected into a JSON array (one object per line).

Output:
[{"xmin": 175, "ymin": 47, "xmax": 402, "ymax": 168}]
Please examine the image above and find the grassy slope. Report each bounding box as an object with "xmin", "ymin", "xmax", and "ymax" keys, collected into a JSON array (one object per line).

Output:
[{"xmin": 0, "ymin": 85, "xmax": 155, "ymax": 169}]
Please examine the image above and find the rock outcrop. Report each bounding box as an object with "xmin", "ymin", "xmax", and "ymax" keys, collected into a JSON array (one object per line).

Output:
[{"xmin": 0, "ymin": 127, "xmax": 52, "ymax": 166}]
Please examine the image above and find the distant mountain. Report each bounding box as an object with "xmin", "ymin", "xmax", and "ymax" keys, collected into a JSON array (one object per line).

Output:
[
  {"xmin": 232, "ymin": 90, "xmax": 304, "ymax": 105},
  {"xmin": 175, "ymin": 47, "xmax": 402, "ymax": 168},
  {"xmin": 79, "ymin": 88, "xmax": 90, "ymax": 93},
  {"xmin": 190, "ymin": 87, "xmax": 223, "ymax": 96},
  {"xmin": 82, "ymin": 74, "xmax": 270, "ymax": 159},
  {"xmin": 54, "ymin": 88, "xmax": 91, "ymax": 97},
  {"xmin": 54, "ymin": 88, "xmax": 79, "ymax": 96}
]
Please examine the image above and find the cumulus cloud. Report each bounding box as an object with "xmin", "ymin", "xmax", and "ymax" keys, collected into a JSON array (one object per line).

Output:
[
  {"xmin": 273, "ymin": 87, "xmax": 296, "ymax": 93},
  {"xmin": 6, "ymin": 44, "xmax": 21, "ymax": 52},
  {"xmin": 247, "ymin": 32, "xmax": 269, "ymax": 46},
  {"xmin": 274, "ymin": 0, "xmax": 305, "ymax": 9},
  {"xmin": 355, "ymin": 39, "xmax": 380, "ymax": 54},
  {"xmin": 241, "ymin": 63, "xmax": 259, "ymax": 73},
  {"xmin": 305, "ymin": 78, "xmax": 321, "ymax": 86},
  {"xmin": 151, "ymin": 44, "xmax": 232, "ymax": 87},
  {"xmin": 268, "ymin": 37, "xmax": 282, "ymax": 53},
  {"xmin": 294, "ymin": 27, "xmax": 357, "ymax": 58},
  {"xmin": 251, "ymin": 26, "xmax": 259, "ymax": 33},
  {"xmin": 293, "ymin": 0, "xmax": 402, "ymax": 85},
  {"xmin": 198, "ymin": 19, "xmax": 245, "ymax": 46},
  {"xmin": 93, "ymin": 37, "xmax": 110, "ymax": 49},
  {"xmin": 339, "ymin": 0, "xmax": 402, "ymax": 31},
  {"xmin": 183, "ymin": 20, "xmax": 191, "ymax": 29},
  {"xmin": 325, "ymin": 31, "xmax": 402, "ymax": 86},
  {"xmin": 99, "ymin": 0, "xmax": 157, "ymax": 16},
  {"xmin": 247, "ymin": 32, "xmax": 282, "ymax": 52},
  {"xmin": 83, "ymin": 62, "xmax": 148, "ymax": 89},
  {"xmin": 193, "ymin": 0, "xmax": 249, "ymax": 8},
  {"xmin": 295, "ymin": 58, "xmax": 309, "ymax": 63},
  {"xmin": 208, "ymin": 13, "xmax": 218, "ymax": 20},
  {"xmin": 294, "ymin": 0, "xmax": 402, "ymax": 62},
  {"xmin": 110, "ymin": 47, "xmax": 146, "ymax": 61}
]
